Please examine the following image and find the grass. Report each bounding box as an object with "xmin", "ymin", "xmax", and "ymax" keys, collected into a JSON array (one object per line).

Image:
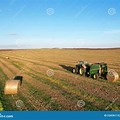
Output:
[
  {"xmin": 0, "ymin": 60, "xmax": 16, "ymax": 74},
  {"xmin": 0, "ymin": 49, "xmax": 119, "ymax": 110},
  {"xmin": 0, "ymin": 67, "xmax": 16, "ymax": 110},
  {"xmin": 0, "ymin": 100, "xmax": 3, "ymax": 111},
  {"xmin": 6, "ymin": 59, "xmax": 120, "ymax": 110},
  {"xmin": 22, "ymin": 80, "xmax": 63, "ymax": 110},
  {"xmin": 24, "ymin": 70, "xmax": 111, "ymax": 110}
]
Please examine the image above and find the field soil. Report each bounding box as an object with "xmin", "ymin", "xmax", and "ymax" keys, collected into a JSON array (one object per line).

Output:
[{"xmin": 0, "ymin": 48, "xmax": 120, "ymax": 111}]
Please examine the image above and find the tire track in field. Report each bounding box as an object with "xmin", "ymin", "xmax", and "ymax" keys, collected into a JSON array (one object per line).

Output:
[{"xmin": 3, "ymin": 56, "xmax": 63, "ymax": 70}]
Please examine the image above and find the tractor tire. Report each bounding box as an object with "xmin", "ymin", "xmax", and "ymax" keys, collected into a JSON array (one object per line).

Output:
[
  {"xmin": 79, "ymin": 68, "xmax": 84, "ymax": 76},
  {"xmin": 93, "ymin": 74, "xmax": 98, "ymax": 79},
  {"xmin": 72, "ymin": 68, "xmax": 76, "ymax": 73}
]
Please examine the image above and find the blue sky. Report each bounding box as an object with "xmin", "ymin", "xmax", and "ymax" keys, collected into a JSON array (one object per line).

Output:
[{"xmin": 0, "ymin": 0, "xmax": 120, "ymax": 49}]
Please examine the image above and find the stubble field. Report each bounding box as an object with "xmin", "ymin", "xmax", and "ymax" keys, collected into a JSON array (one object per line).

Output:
[{"xmin": 0, "ymin": 48, "xmax": 120, "ymax": 111}]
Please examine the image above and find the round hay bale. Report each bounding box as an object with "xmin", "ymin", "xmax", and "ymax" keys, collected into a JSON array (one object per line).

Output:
[
  {"xmin": 107, "ymin": 69, "xmax": 119, "ymax": 82},
  {"xmin": 5, "ymin": 57, "xmax": 9, "ymax": 59},
  {"xmin": 4, "ymin": 80, "xmax": 20, "ymax": 95}
]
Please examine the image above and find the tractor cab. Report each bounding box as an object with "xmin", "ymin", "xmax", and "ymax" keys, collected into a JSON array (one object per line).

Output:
[{"xmin": 75, "ymin": 61, "xmax": 90, "ymax": 75}]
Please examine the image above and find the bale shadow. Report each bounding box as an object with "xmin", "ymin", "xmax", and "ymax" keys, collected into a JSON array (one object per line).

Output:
[
  {"xmin": 60, "ymin": 65, "xmax": 74, "ymax": 73},
  {"xmin": 13, "ymin": 76, "xmax": 23, "ymax": 85}
]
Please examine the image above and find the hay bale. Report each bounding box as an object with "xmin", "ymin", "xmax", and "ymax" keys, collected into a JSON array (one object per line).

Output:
[
  {"xmin": 107, "ymin": 69, "xmax": 119, "ymax": 82},
  {"xmin": 5, "ymin": 57, "xmax": 9, "ymax": 59},
  {"xmin": 4, "ymin": 80, "xmax": 20, "ymax": 95}
]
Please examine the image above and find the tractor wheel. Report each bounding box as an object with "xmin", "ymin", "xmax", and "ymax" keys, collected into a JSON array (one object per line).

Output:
[
  {"xmin": 72, "ymin": 68, "xmax": 76, "ymax": 73},
  {"xmin": 79, "ymin": 68, "xmax": 84, "ymax": 76},
  {"xmin": 93, "ymin": 74, "xmax": 98, "ymax": 79}
]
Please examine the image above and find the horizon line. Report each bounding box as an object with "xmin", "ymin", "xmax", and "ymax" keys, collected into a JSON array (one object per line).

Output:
[{"xmin": 0, "ymin": 47, "xmax": 120, "ymax": 51}]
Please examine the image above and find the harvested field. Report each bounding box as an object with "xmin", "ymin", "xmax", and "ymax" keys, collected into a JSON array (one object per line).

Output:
[{"xmin": 0, "ymin": 48, "xmax": 120, "ymax": 111}]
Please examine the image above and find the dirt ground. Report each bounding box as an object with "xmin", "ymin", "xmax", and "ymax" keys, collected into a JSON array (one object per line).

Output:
[{"xmin": 0, "ymin": 48, "xmax": 120, "ymax": 111}]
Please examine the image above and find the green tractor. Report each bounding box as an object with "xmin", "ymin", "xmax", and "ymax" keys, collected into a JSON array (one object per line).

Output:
[
  {"xmin": 73, "ymin": 61, "xmax": 118, "ymax": 81},
  {"xmin": 73, "ymin": 61, "xmax": 91, "ymax": 76}
]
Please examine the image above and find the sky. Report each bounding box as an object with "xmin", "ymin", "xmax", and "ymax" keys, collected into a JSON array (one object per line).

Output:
[{"xmin": 0, "ymin": 0, "xmax": 120, "ymax": 49}]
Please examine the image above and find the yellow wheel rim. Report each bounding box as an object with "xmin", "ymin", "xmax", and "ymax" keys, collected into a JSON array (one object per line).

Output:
[
  {"xmin": 93, "ymin": 75, "xmax": 96, "ymax": 79},
  {"xmin": 80, "ymin": 69, "xmax": 82, "ymax": 74}
]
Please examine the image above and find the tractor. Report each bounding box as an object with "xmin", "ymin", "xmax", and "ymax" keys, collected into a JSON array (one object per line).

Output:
[{"xmin": 73, "ymin": 61, "xmax": 119, "ymax": 82}]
